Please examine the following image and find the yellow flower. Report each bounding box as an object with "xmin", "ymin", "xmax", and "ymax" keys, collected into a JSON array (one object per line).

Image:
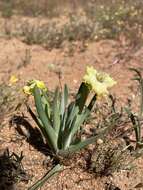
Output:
[
  {"xmin": 23, "ymin": 79, "xmax": 47, "ymax": 95},
  {"xmin": 23, "ymin": 86, "xmax": 31, "ymax": 95},
  {"xmin": 9, "ymin": 75, "xmax": 18, "ymax": 85},
  {"xmin": 83, "ymin": 66, "xmax": 116, "ymax": 97},
  {"xmin": 34, "ymin": 80, "xmax": 46, "ymax": 90},
  {"xmin": 28, "ymin": 80, "xmax": 47, "ymax": 90}
]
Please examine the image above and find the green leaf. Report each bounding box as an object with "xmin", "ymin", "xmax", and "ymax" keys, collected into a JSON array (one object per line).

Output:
[
  {"xmin": 75, "ymin": 82, "xmax": 90, "ymax": 113},
  {"xmin": 27, "ymin": 105, "xmax": 49, "ymax": 139},
  {"xmin": 70, "ymin": 109, "xmax": 89, "ymax": 136},
  {"xmin": 60, "ymin": 84, "xmax": 68, "ymax": 118},
  {"xmin": 58, "ymin": 110, "xmax": 68, "ymax": 149},
  {"xmin": 88, "ymin": 94, "xmax": 97, "ymax": 111},
  {"xmin": 53, "ymin": 87, "xmax": 61, "ymax": 135},
  {"xmin": 45, "ymin": 104, "xmax": 51, "ymax": 123},
  {"xmin": 41, "ymin": 92, "xmax": 51, "ymax": 118},
  {"xmin": 129, "ymin": 68, "xmax": 143, "ymax": 116},
  {"xmin": 33, "ymin": 86, "xmax": 58, "ymax": 152},
  {"xmin": 63, "ymin": 116, "xmax": 77, "ymax": 149},
  {"xmin": 59, "ymin": 102, "xmax": 79, "ymax": 149},
  {"xmin": 59, "ymin": 120, "xmax": 116, "ymax": 156},
  {"xmin": 66, "ymin": 102, "xmax": 79, "ymax": 129},
  {"xmin": 130, "ymin": 114, "xmax": 141, "ymax": 143},
  {"xmin": 60, "ymin": 109, "xmax": 68, "ymax": 132},
  {"xmin": 63, "ymin": 109, "xmax": 90, "ymax": 149},
  {"xmin": 27, "ymin": 105, "xmax": 43, "ymax": 128},
  {"xmin": 125, "ymin": 108, "xmax": 142, "ymax": 149},
  {"xmin": 28, "ymin": 164, "xmax": 63, "ymax": 190}
]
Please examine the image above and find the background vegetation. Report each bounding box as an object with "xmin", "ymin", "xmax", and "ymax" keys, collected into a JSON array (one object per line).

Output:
[{"xmin": 0, "ymin": 0, "xmax": 143, "ymax": 49}]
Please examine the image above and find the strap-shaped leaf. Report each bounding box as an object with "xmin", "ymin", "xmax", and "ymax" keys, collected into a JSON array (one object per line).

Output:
[
  {"xmin": 53, "ymin": 87, "xmax": 61, "ymax": 135},
  {"xmin": 63, "ymin": 109, "xmax": 89, "ymax": 149},
  {"xmin": 88, "ymin": 94, "xmax": 97, "ymax": 111},
  {"xmin": 69, "ymin": 109, "xmax": 89, "ymax": 136},
  {"xmin": 58, "ymin": 110, "xmax": 68, "ymax": 149},
  {"xmin": 27, "ymin": 105, "xmax": 49, "ymax": 139},
  {"xmin": 129, "ymin": 68, "xmax": 143, "ymax": 116},
  {"xmin": 63, "ymin": 116, "xmax": 77, "ymax": 149},
  {"xmin": 60, "ymin": 109, "xmax": 68, "ymax": 132},
  {"xmin": 75, "ymin": 82, "xmax": 90, "ymax": 113},
  {"xmin": 60, "ymin": 84, "xmax": 68, "ymax": 118},
  {"xmin": 64, "ymin": 136, "xmax": 99, "ymax": 155},
  {"xmin": 41, "ymin": 92, "xmax": 51, "ymax": 118},
  {"xmin": 33, "ymin": 86, "xmax": 58, "ymax": 152},
  {"xmin": 58, "ymin": 125, "xmax": 113, "ymax": 156},
  {"xmin": 66, "ymin": 102, "xmax": 79, "ymax": 129},
  {"xmin": 125, "ymin": 107, "xmax": 141, "ymax": 146},
  {"xmin": 42, "ymin": 90, "xmax": 50, "ymax": 102},
  {"xmin": 27, "ymin": 105, "xmax": 43, "ymax": 128},
  {"xmin": 130, "ymin": 113, "xmax": 141, "ymax": 144},
  {"xmin": 28, "ymin": 164, "xmax": 63, "ymax": 190},
  {"xmin": 45, "ymin": 104, "xmax": 51, "ymax": 123}
]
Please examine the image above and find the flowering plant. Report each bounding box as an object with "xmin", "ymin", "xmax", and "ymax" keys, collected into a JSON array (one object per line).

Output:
[
  {"xmin": 25, "ymin": 67, "xmax": 116, "ymax": 157},
  {"xmin": 83, "ymin": 66, "xmax": 116, "ymax": 97},
  {"xmin": 23, "ymin": 79, "xmax": 47, "ymax": 95}
]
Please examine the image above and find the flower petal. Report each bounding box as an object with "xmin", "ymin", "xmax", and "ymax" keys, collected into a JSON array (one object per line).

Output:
[
  {"xmin": 9, "ymin": 75, "xmax": 18, "ymax": 84},
  {"xmin": 83, "ymin": 66, "xmax": 116, "ymax": 97},
  {"xmin": 23, "ymin": 86, "xmax": 31, "ymax": 95}
]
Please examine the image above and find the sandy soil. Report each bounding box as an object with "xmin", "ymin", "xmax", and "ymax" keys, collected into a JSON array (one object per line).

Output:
[{"xmin": 0, "ymin": 36, "xmax": 143, "ymax": 190}]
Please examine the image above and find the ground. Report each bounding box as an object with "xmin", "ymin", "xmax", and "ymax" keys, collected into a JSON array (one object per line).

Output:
[{"xmin": 0, "ymin": 17, "xmax": 143, "ymax": 190}]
